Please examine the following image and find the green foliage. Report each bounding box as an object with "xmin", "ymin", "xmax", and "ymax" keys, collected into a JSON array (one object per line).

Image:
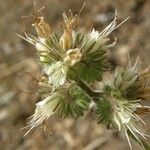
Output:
[
  {"xmin": 73, "ymin": 33, "xmax": 109, "ymax": 83},
  {"xmin": 68, "ymin": 62, "xmax": 103, "ymax": 82},
  {"xmin": 45, "ymin": 33, "xmax": 62, "ymax": 61},
  {"xmin": 72, "ymin": 32, "xmax": 85, "ymax": 49},
  {"xmin": 66, "ymin": 32, "xmax": 109, "ymax": 83},
  {"xmin": 21, "ymin": 10, "xmax": 150, "ymax": 150},
  {"xmin": 57, "ymin": 85, "xmax": 91, "ymax": 118},
  {"xmin": 96, "ymin": 99, "xmax": 112, "ymax": 128}
]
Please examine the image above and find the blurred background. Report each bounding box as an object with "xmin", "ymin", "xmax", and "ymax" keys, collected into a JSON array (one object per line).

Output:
[{"xmin": 0, "ymin": 0, "xmax": 149, "ymax": 150}]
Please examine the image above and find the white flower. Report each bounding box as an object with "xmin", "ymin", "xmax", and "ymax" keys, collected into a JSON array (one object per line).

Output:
[
  {"xmin": 35, "ymin": 38, "xmax": 49, "ymax": 52},
  {"xmin": 86, "ymin": 28, "xmax": 110, "ymax": 54},
  {"xmin": 35, "ymin": 38, "xmax": 51, "ymax": 62},
  {"xmin": 89, "ymin": 28, "xmax": 100, "ymax": 40},
  {"xmin": 64, "ymin": 48, "xmax": 82, "ymax": 66},
  {"xmin": 113, "ymin": 100, "xmax": 147, "ymax": 149},
  {"xmin": 44, "ymin": 61, "xmax": 69, "ymax": 88},
  {"xmin": 25, "ymin": 94, "xmax": 60, "ymax": 136},
  {"xmin": 114, "ymin": 57, "xmax": 141, "ymax": 91}
]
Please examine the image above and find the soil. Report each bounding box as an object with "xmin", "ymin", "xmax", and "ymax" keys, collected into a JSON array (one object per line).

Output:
[{"xmin": 0, "ymin": 0, "xmax": 149, "ymax": 150}]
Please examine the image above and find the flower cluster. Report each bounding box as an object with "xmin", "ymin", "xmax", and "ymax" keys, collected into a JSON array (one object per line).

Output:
[
  {"xmin": 22, "ymin": 11, "xmax": 119, "ymax": 88},
  {"xmin": 96, "ymin": 58, "xmax": 150, "ymax": 149},
  {"xmin": 21, "ymin": 10, "xmax": 117, "ymax": 131},
  {"xmin": 25, "ymin": 83, "xmax": 90, "ymax": 136},
  {"xmin": 20, "ymin": 9, "xmax": 150, "ymax": 149}
]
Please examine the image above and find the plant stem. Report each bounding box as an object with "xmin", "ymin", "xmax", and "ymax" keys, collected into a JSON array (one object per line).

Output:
[{"xmin": 76, "ymin": 79, "xmax": 103, "ymax": 101}]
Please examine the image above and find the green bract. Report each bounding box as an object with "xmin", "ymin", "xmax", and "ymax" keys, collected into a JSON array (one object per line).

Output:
[
  {"xmin": 96, "ymin": 99, "xmax": 112, "ymax": 129},
  {"xmin": 56, "ymin": 85, "xmax": 91, "ymax": 118}
]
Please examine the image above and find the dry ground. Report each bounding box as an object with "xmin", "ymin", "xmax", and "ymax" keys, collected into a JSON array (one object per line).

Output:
[{"xmin": 0, "ymin": 0, "xmax": 149, "ymax": 150}]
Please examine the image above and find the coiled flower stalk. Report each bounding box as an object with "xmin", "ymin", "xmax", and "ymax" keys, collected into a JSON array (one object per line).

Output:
[{"xmin": 19, "ymin": 8, "xmax": 150, "ymax": 149}]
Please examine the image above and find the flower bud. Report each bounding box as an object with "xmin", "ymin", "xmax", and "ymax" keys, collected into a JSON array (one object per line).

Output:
[
  {"xmin": 59, "ymin": 31, "xmax": 72, "ymax": 50},
  {"xmin": 64, "ymin": 48, "xmax": 82, "ymax": 66},
  {"xmin": 59, "ymin": 12, "xmax": 77, "ymax": 50},
  {"xmin": 35, "ymin": 38, "xmax": 50, "ymax": 62}
]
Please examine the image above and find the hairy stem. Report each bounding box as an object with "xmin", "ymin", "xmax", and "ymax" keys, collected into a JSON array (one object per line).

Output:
[{"xmin": 76, "ymin": 79, "xmax": 103, "ymax": 101}]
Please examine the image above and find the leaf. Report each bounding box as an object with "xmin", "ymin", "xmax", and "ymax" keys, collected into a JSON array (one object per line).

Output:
[
  {"xmin": 96, "ymin": 99, "xmax": 112, "ymax": 127},
  {"xmin": 71, "ymin": 61, "xmax": 103, "ymax": 83},
  {"xmin": 56, "ymin": 85, "xmax": 91, "ymax": 118}
]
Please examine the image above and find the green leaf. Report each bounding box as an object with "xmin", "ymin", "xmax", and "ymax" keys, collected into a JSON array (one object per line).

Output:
[
  {"xmin": 72, "ymin": 62, "xmax": 103, "ymax": 83},
  {"xmin": 56, "ymin": 85, "xmax": 91, "ymax": 118},
  {"xmin": 72, "ymin": 32, "xmax": 85, "ymax": 48},
  {"xmin": 96, "ymin": 99, "xmax": 112, "ymax": 128}
]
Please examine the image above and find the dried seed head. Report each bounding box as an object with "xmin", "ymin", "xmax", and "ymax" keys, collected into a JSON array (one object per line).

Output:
[
  {"xmin": 32, "ymin": 16, "xmax": 51, "ymax": 38},
  {"xmin": 59, "ymin": 13, "xmax": 77, "ymax": 50},
  {"xmin": 59, "ymin": 30, "xmax": 72, "ymax": 50}
]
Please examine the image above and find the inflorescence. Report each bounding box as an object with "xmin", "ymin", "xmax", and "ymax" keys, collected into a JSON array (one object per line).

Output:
[{"xmin": 19, "ymin": 9, "xmax": 150, "ymax": 149}]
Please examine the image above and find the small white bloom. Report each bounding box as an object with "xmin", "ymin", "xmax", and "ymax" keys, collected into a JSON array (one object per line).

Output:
[
  {"xmin": 25, "ymin": 94, "xmax": 60, "ymax": 136},
  {"xmin": 35, "ymin": 38, "xmax": 50, "ymax": 62},
  {"xmin": 112, "ymin": 100, "xmax": 147, "ymax": 149},
  {"xmin": 64, "ymin": 48, "xmax": 82, "ymax": 66},
  {"xmin": 89, "ymin": 28, "xmax": 100, "ymax": 40},
  {"xmin": 44, "ymin": 61, "xmax": 69, "ymax": 88},
  {"xmin": 85, "ymin": 28, "xmax": 109, "ymax": 54},
  {"xmin": 35, "ymin": 38, "xmax": 49, "ymax": 52},
  {"xmin": 118, "ymin": 110, "xmax": 131, "ymax": 124}
]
